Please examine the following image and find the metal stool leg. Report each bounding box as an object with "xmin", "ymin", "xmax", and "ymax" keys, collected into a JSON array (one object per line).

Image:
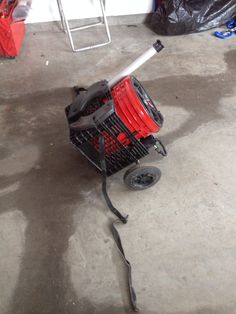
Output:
[
  {"xmin": 57, "ymin": 0, "xmax": 111, "ymax": 52},
  {"xmin": 57, "ymin": 0, "xmax": 67, "ymax": 33},
  {"xmin": 99, "ymin": 0, "xmax": 111, "ymax": 45}
]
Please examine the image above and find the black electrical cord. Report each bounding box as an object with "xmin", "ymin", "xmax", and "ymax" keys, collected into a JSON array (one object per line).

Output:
[{"xmin": 99, "ymin": 135, "xmax": 139, "ymax": 312}]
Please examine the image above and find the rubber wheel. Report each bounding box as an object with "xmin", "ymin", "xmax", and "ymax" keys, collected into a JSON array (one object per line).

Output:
[{"xmin": 124, "ymin": 165, "xmax": 161, "ymax": 191}]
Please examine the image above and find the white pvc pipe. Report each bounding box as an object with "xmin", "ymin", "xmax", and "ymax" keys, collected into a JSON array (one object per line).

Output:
[{"xmin": 108, "ymin": 46, "xmax": 157, "ymax": 88}]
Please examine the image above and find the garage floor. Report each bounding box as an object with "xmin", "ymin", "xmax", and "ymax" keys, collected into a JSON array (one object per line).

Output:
[{"xmin": 1, "ymin": 23, "xmax": 236, "ymax": 314}]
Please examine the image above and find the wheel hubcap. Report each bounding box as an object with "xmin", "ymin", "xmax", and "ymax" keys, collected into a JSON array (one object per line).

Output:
[{"xmin": 132, "ymin": 173, "xmax": 155, "ymax": 188}]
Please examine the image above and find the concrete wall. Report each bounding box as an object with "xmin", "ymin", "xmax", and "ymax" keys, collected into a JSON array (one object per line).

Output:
[{"xmin": 27, "ymin": 0, "xmax": 154, "ymax": 24}]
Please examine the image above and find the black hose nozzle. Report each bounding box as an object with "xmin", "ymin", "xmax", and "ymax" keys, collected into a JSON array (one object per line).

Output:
[{"xmin": 153, "ymin": 40, "xmax": 164, "ymax": 52}]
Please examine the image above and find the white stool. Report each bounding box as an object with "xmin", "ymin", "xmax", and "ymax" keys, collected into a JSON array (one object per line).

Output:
[{"xmin": 57, "ymin": 0, "xmax": 111, "ymax": 52}]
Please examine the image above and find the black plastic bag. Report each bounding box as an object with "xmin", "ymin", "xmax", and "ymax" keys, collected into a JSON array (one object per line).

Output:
[{"xmin": 150, "ymin": 0, "xmax": 236, "ymax": 35}]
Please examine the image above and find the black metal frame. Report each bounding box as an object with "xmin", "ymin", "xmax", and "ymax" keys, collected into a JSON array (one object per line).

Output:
[
  {"xmin": 65, "ymin": 81, "xmax": 151, "ymax": 176},
  {"xmin": 67, "ymin": 104, "xmax": 149, "ymax": 176},
  {"xmin": 65, "ymin": 80, "xmax": 166, "ymax": 176}
]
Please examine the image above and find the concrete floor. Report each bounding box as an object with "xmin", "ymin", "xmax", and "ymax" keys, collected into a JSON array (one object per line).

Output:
[{"xmin": 0, "ymin": 23, "xmax": 236, "ymax": 314}]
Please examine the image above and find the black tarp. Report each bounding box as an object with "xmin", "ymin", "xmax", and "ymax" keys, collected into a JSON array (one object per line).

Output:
[{"xmin": 151, "ymin": 0, "xmax": 236, "ymax": 35}]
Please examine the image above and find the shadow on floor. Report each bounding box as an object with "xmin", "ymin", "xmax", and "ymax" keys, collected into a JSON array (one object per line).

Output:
[
  {"xmin": 1, "ymin": 88, "xmax": 100, "ymax": 314},
  {"xmin": 142, "ymin": 49, "xmax": 236, "ymax": 163}
]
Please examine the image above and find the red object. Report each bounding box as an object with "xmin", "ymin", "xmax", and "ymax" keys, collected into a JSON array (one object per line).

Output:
[
  {"xmin": 111, "ymin": 76, "xmax": 161, "ymax": 141},
  {"xmin": 0, "ymin": 0, "xmax": 25, "ymax": 57},
  {"xmin": 80, "ymin": 76, "xmax": 163, "ymax": 156},
  {"xmin": 91, "ymin": 76, "xmax": 162, "ymax": 155}
]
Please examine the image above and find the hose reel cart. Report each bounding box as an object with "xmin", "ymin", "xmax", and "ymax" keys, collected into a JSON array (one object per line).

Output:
[{"xmin": 66, "ymin": 40, "xmax": 167, "ymax": 191}]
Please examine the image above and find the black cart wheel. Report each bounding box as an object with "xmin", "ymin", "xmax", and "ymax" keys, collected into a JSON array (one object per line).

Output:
[{"xmin": 124, "ymin": 165, "xmax": 161, "ymax": 191}]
